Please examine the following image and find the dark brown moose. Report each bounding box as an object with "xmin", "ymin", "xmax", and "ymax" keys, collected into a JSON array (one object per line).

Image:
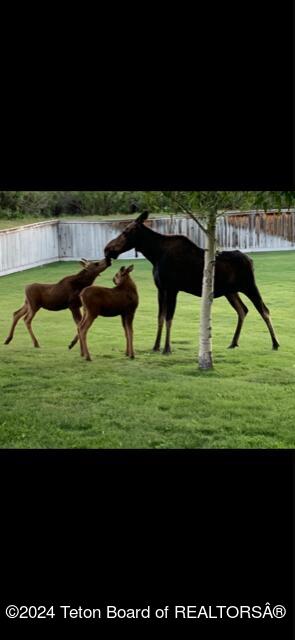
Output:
[
  {"xmin": 76, "ymin": 265, "xmax": 139, "ymax": 361},
  {"xmin": 4, "ymin": 258, "xmax": 111, "ymax": 351},
  {"xmin": 104, "ymin": 211, "xmax": 279, "ymax": 354}
]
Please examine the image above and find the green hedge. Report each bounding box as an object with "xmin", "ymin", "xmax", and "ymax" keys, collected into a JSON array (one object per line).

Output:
[
  {"xmin": 0, "ymin": 191, "xmax": 171, "ymax": 219},
  {"xmin": 1, "ymin": 191, "xmax": 293, "ymax": 220}
]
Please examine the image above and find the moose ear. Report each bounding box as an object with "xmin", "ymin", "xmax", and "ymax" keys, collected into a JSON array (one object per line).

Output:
[
  {"xmin": 126, "ymin": 265, "xmax": 134, "ymax": 273},
  {"xmin": 136, "ymin": 210, "xmax": 149, "ymax": 224},
  {"xmin": 80, "ymin": 258, "xmax": 88, "ymax": 266}
]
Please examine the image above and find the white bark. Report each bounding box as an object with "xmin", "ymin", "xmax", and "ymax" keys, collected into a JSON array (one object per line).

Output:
[{"xmin": 198, "ymin": 210, "xmax": 216, "ymax": 370}]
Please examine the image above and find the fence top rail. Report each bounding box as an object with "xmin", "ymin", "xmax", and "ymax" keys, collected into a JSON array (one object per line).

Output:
[
  {"xmin": 58, "ymin": 209, "xmax": 295, "ymax": 222},
  {"xmin": 1, "ymin": 209, "xmax": 295, "ymax": 235},
  {"xmin": 0, "ymin": 219, "xmax": 60, "ymax": 235},
  {"xmin": 220, "ymin": 208, "xmax": 295, "ymax": 216},
  {"xmin": 58, "ymin": 216, "xmax": 187, "ymax": 225}
]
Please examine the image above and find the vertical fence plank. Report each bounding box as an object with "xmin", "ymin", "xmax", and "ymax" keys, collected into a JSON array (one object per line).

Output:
[{"xmin": 0, "ymin": 212, "xmax": 294, "ymax": 276}]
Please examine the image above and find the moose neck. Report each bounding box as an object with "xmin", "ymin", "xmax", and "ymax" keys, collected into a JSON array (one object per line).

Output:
[
  {"xmin": 117, "ymin": 276, "xmax": 136, "ymax": 292},
  {"xmin": 134, "ymin": 224, "xmax": 168, "ymax": 265},
  {"xmin": 76, "ymin": 269, "xmax": 98, "ymax": 287}
]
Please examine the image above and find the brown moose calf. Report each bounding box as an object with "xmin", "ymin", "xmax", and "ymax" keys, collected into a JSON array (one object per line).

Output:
[
  {"xmin": 77, "ymin": 265, "xmax": 139, "ymax": 361},
  {"xmin": 4, "ymin": 258, "xmax": 110, "ymax": 351}
]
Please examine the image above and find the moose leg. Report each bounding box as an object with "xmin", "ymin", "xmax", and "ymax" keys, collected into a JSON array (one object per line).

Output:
[
  {"xmin": 77, "ymin": 313, "xmax": 88, "ymax": 356},
  {"xmin": 68, "ymin": 307, "xmax": 83, "ymax": 355},
  {"xmin": 23, "ymin": 306, "xmax": 40, "ymax": 348},
  {"xmin": 226, "ymin": 293, "xmax": 249, "ymax": 348},
  {"xmin": 121, "ymin": 316, "xmax": 129, "ymax": 356},
  {"xmin": 153, "ymin": 289, "xmax": 166, "ymax": 352},
  {"xmin": 244, "ymin": 286, "xmax": 280, "ymax": 350},
  {"xmin": 163, "ymin": 291, "xmax": 178, "ymax": 355},
  {"xmin": 4, "ymin": 302, "xmax": 28, "ymax": 344},
  {"xmin": 124, "ymin": 313, "xmax": 135, "ymax": 358},
  {"xmin": 78, "ymin": 314, "xmax": 95, "ymax": 361}
]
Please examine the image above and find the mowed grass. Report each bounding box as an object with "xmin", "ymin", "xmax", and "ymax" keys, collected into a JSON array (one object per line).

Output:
[{"xmin": 0, "ymin": 253, "xmax": 294, "ymax": 449}]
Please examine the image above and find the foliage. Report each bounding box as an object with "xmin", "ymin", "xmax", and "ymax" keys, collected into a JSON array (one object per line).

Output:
[
  {"xmin": 1, "ymin": 191, "xmax": 294, "ymax": 221},
  {"xmin": 254, "ymin": 191, "xmax": 295, "ymax": 210},
  {"xmin": 162, "ymin": 191, "xmax": 264, "ymax": 221},
  {"xmin": 0, "ymin": 191, "xmax": 171, "ymax": 220}
]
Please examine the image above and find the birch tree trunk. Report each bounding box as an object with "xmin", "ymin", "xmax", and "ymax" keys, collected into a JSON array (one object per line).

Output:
[{"xmin": 198, "ymin": 209, "xmax": 217, "ymax": 370}]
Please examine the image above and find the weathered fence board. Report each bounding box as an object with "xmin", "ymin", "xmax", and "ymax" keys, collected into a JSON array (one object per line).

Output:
[
  {"xmin": 0, "ymin": 221, "xmax": 59, "ymax": 276},
  {"xmin": 58, "ymin": 221, "xmax": 139, "ymax": 261},
  {"xmin": 0, "ymin": 211, "xmax": 294, "ymax": 276}
]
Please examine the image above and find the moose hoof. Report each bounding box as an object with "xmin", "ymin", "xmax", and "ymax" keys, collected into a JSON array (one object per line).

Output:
[
  {"xmin": 228, "ymin": 343, "xmax": 238, "ymax": 349},
  {"xmin": 152, "ymin": 346, "xmax": 161, "ymax": 352},
  {"xmin": 162, "ymin": 349, "xmax": 172, "ymax": 355},
  {"xmin": 272, "ymin": 344, "xmax": 280, "ymax": 350},
  {"xmin": 4, "ymin": 338, "xmax": 11, "ymax": 345}
]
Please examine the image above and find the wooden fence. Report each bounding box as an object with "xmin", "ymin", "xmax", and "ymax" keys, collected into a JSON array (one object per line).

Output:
[
  {"xmin": 0, "ymin": 220, "xmax": 60, "ymax": 276},
  {"xmin": 0, "ymin": 211, "xmax": 294, "ymax": 276}
]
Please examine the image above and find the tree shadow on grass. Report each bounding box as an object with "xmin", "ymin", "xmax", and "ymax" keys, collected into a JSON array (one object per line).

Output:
[{"xmin": 185, "ymin": 371, "xmax": 222, "ymax": 379}]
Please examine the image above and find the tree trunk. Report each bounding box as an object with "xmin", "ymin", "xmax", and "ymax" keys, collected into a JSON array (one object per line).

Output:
[{"xmin": 198, "ymin": 209, "xmax": 217, "ymax": 370}]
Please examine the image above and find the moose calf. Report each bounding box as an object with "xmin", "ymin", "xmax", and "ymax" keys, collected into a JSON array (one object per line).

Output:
[
  {"xmin": 4, "ymin": 258, "xmax": 110, "ymax": 351},
  {"xmin": 77, "ymin": 265, "xmax": 138, "ymax": 361}
]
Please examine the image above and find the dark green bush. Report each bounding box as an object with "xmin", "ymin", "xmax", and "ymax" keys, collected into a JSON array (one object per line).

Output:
[
  {"xmin": 1, "ymin": 191, "xmax": 292, "ymax": 220},
  {"xmin": 0, "ymin": 191, "xmax": 171, "ymax": 219}
]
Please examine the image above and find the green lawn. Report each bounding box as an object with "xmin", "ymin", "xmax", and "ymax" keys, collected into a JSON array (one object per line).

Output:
[{"xmin": 0, "ymin": 253, "xmax": 294, "ymax": 448}]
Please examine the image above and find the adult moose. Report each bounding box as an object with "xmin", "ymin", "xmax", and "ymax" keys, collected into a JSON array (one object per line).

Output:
[
  {"xmin": 4, "ymin": 258, "xmax": 111, "ymax": 351},
  {"xmin": 104, "ymin": 211, "xmax": 279, "ymax": 354}
]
